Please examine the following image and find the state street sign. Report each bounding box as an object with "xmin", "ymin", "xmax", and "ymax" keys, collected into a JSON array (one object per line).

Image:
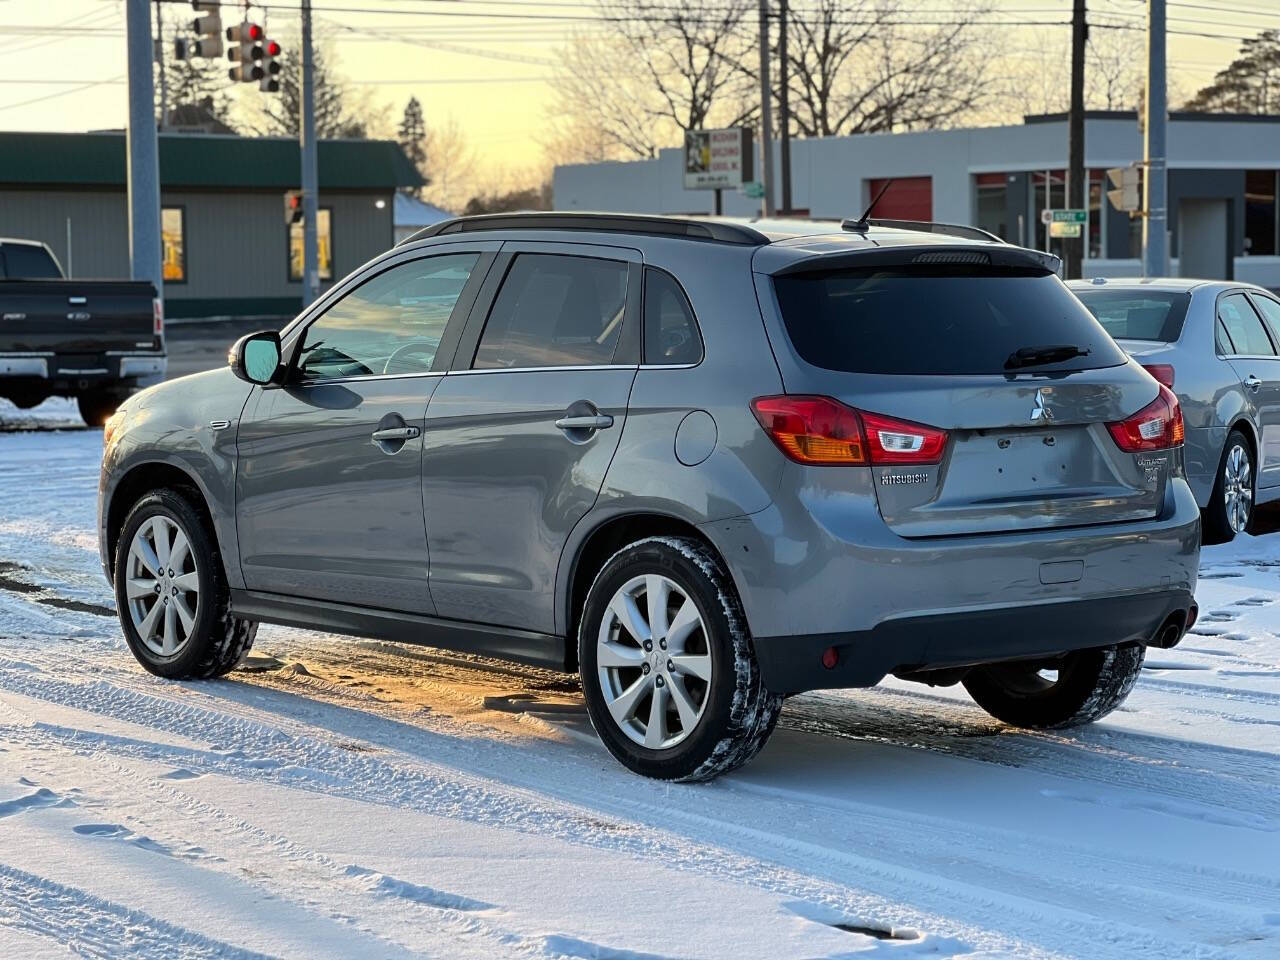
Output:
[
  {"xmin": 684, "ymin": 127, "xmax": 753, "ymax": 191},
  {"xmin": 1041, "ymin": 209, "xmax": 1088, "ymax": 225}
]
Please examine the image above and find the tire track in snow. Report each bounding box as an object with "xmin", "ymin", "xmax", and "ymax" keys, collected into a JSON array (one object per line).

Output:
[
  {"xmin": 0, "ymin": 862, "xmax": 277, "ymax": 960},
  {"xmin": 0, "ymin": 665, "xmax": 1273, "ymax": 960}
]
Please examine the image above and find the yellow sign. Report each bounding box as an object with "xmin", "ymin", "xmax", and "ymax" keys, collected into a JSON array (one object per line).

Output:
[{"xmin": 1049, "ymin": 221, "xmax": 1083, "ymax": 239}]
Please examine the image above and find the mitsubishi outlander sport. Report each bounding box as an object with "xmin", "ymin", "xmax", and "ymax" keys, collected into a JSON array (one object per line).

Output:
[{"xmin": 99, "ymin": 213, "xmax": 1200, "ymax": 781}]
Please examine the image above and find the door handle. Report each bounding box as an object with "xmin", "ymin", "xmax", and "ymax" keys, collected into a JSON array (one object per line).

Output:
[
  {"xmin": 555, "ymin": 414, "xmax": 614, "ymax": 432},
  {"xmin": 1245, "ymin": 375, "xmax": 1262, "ymax": 392},
  {"xmin": 371, "ymin": 425, "xmax": 421, "ymax": 442}
]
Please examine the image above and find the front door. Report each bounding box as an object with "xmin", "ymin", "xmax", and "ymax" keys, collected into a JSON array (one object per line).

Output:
[
  {"xmin": 1217, "ymin": 291, "xmax": 1280, "ymax": 490},
  {"xmin": 1179, "ymin": 199, "xmax": 1231, "ymax": 280},
  {"xmin": 236, "ymin": 248, "xmax": 494, "ymax": 613},
  {"xmin": 422, "ymin": 244, "xmax": 641, "ymax": 634}
]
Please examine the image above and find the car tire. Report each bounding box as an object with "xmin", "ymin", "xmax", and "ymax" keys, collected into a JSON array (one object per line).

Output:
[
  {"xmin": 1203, "ymin": 428, "xmax": 1254, "ymax": 545},
  {"xmin": 578, "ymin": 536, "xmax": 783, "ymax": 781},
  {"xmin": 962, "ymin": 642, "xmax": 1145, "ymax": 729},
  {"xmin": 78, "ymin": 390, "xmax": 126, "ymax": 427},
  {"xmin": 114, "ymin": 489, "xmax": 256, "ymax": 680}
]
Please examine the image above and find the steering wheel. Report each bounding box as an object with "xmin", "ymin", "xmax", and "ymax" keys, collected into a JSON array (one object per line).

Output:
[{"xmin": 383, "ymin": 339, "xmax": 438, "ymax": 375}]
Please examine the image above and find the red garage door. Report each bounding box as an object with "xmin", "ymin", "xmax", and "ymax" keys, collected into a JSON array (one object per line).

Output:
[{"xmin": 867, "ymin": 177, "xmax": 933, "ymax": 221}]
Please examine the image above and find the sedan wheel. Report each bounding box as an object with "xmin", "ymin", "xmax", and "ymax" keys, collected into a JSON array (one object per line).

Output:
[
  {"xmin": 125, "ymin": 515, "xmax": 201, "ymax": 658},
  {"xmin": 1223, "ymin": 441, "xmax": 1252, "ymax": 535},
  {"xmin": 597, "ymin": 574, "xmax": 712, "ymax": 750}
]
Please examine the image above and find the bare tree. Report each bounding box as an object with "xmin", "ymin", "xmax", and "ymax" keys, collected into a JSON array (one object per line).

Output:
[
  {"xmin": 1086, "ymin": 27, "xmax": 1141, "ymax": 111},
  {"xmin": 245, "ymin": 35, "xmax": 388, "ymax": 139},
  {"xmin": 547, "ymin": 0, "xmax": 757, "ymax": 162},
  {"xmin": 422, "ymin": 116, "xmax": 477, "ymax": 214},
  {"xmin": 784, "ymin": 0, "xmax": 993, "ymax": 138}
]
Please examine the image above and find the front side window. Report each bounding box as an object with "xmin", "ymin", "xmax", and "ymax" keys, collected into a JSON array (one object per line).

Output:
[
  {"xmin": 1218, "ymin": 293, "xmax": 1276, "ymax": 356},
  {"xmin": 473, "ymin": 254, "xmax": 628, "ymax": 369},
  {"xmin": 290, "ymin": 208, "xmax": 333, "ymax": 283},
  {"xmin": 297, "ymin": 253, "xmax": 479, "ymax": 380},
  {"xmin": 644, "ymin": 268, "xmax": 702, "ymax": 365},
  {"xmin": 162, "ymin": 207, "xmax": 185, "ymax": 283}
]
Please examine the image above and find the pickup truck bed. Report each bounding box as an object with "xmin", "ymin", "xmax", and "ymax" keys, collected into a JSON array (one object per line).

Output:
[{"xmin": 1, "ymin": 239, "xmax": 165, "ymax": 425}]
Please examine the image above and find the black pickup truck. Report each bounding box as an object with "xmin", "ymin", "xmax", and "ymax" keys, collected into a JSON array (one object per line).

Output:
[{"xmin": 1, "ymin": 238, "xmax": 165, "ymax": 425}]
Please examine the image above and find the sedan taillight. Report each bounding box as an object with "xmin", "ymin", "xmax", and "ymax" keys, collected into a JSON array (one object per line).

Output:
[
  {"xmin": 751, "ymin": 395, "xmax": 948, "ymax": 466},
  {"xmin": 1107, "ymin": 384, "xmax": 1184, "ymax": 452}
]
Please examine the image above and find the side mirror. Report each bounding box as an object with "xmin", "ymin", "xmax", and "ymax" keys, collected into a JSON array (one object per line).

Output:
[{"xmin": 229, "ymin": 331, "xmax": 282, "ymax": 385}]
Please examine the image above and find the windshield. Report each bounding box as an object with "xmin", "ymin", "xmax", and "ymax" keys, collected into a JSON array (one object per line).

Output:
[
  {"xmin": 772, "ymin": 265, "xmax": 1127, "ymax": 376},
  {"xmin": 1073, "ymin": 289, "xmax": 1191, "ymax": 343}
]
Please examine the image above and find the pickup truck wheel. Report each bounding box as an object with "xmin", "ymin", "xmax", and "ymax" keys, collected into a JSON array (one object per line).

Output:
[
  {"xmin": 578, "ymin": 536, "xmax": 783, "ymax": 782},
  {"xmin": 78, "ymin": 390, "xmax": 126, "ymax": 427},
  {"xmin": 963, "ymin": 642, "xmax": 1145, "ymax": 729},
  {"xmin": 8, "ymin": 392, "xmax": 48, "ymax": 410},
  {"xmin": 114, "ymin": 489, "xmax": 256, "ymax": 680}
]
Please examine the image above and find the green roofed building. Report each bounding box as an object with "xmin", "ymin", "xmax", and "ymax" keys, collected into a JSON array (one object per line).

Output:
[{"xmin": 0, "ymin": 131, "xmax": 425, "ymax": 319}]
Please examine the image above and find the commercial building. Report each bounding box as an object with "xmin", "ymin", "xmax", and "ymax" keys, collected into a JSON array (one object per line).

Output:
[
  {"xmin": 0, "ymin": 131, "xmax": 423, "ymax": 318},
  {"xmin": 553, "ymin": 112, "xmax": 1280, "ymax": 289}
]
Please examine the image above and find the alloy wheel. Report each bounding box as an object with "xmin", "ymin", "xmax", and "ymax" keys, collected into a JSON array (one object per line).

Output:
[
  {"xmin": 125, "ymin": 515, "xmax": 200, "ymax": 657},
  {"xmin": 596, "ymin": 574, "xmax": 712, "ymax": 749},
  {"xmin": 1224, "ymin": 443, "xmax": 1252, "ymax": 534}
]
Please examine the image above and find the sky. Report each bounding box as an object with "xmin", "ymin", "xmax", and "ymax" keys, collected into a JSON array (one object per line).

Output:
[{"xmin": 0, "ymin": 0, "xmax": 1277, "ymax": 187}]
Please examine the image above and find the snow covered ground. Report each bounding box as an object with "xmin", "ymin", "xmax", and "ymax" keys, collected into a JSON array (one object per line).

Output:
[{"xmin": 1, "ymin": 397, "xmax": 1278, "ymax": 960}]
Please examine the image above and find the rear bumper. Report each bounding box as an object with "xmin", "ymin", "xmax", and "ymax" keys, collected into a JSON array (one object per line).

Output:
[
  {"xmin": 0, "ymin": 352, "xmax": 166, "ymax": 393},
  {"xmin": 754, "ymin": 589, "xmax": 1195, "ymax": 693}
]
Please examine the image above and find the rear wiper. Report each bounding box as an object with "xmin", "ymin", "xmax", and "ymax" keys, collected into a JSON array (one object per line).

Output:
[{"xmin": 1005, "ymin": 344, "xmax": 1090, "ymax": 370}]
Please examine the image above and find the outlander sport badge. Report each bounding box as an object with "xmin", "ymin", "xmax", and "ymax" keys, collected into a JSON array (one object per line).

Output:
[{"xmin": 1031, "ymin": 389, "xmax": 1054, "ymax": 423}]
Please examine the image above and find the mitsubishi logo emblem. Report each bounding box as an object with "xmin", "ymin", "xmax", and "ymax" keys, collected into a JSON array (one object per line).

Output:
[{"xmin": 1031, "ymin": 389, "xmax": 1054, "ymax": 423}]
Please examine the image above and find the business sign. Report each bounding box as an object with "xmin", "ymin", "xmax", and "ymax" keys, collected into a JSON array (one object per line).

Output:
[
  {"xmin": 684, "ymin": 127, "xmax": 753, "ymax": 191},
  {"xmin": 1049, "ymin": 221, "xmax": 1083, "ymax": 238}
]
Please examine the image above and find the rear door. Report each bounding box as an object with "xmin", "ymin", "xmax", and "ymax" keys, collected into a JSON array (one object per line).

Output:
[
  {"xmin": 235, "ymin": 247, "xmax": 496, "ymax": 614},
  {"xmin": 422, "ymin": 242, "xmax": 641, "ymax": 634},
  {"xmin": 762, "ymin": 260, "xmax": 1166, "ymax": 537},
  {"xmin": 1224, "ymin": 290, "xmax": 1280, "ymax": 489}
]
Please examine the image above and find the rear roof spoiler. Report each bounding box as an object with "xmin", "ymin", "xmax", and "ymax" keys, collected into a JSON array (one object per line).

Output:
[
  {"xmin": 771, "ymin": 244, "xmax": 1063, "ymax": 276},
  {"xmin": 855, "ymin": 218, "xmax": 1004, "ymax": 243}
]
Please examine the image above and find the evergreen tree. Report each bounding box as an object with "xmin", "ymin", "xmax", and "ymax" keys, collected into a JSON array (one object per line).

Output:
[
  {"xmin": 1185, "ymin": 30, "xmax": 1280, "ymax": 114},
  {"xmin": 398, "ymin": 97, "xmax": 428, "ymax": 196}
]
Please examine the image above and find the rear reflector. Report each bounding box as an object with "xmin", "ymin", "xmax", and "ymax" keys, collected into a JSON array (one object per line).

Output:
[
  {"xmin": 153, "ymin": 298, "xmax": 164, "ymax": 337},
  {"xmin": 751, "ymin": 395, "xmax": 948, "ymax": 466},
  {"xmin": 1142, "ymin": 363, "xmax": 1175, "ymax": 389},
  {"xmin": 1107, "ymin": 384, "xmax": 1184, "ymax": 452}
]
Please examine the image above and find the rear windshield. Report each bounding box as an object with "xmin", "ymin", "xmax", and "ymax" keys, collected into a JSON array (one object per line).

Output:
[
  {"xmin": 772, "ymin": 266, "xmax": 1127, "ymax": 376},
  {"xmin": 1073, "ymin": 289, "xmax": 1190, "ymax": 343},
  {"xmin": 0, "ymin": 244, "xmax": 61, "ymax": 279}
]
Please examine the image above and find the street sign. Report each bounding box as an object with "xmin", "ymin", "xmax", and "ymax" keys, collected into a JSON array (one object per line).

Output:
[
  {"xmin": 741, "ymin": 181, "xmax": 765, "ymax": 199},
  {"xmin": 1107, "ymin": 166, "xmax": 1141, "ymax": 213},
  {"xmin": 1042, "ymin": 209, "xmax": 1088, "ymax": 224},
  {"xmin": 684, "ymin": 127, "xmax": 753, "ymax": 191},
  {"xmin": 1049, "ymin": 222, "xmax": 1083, "ymax": 239}
]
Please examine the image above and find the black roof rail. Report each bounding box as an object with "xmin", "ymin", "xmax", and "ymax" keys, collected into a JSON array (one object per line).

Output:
[
  {"xmin": 841, "ymin": 218, "xmax": 1004, "ymax": 244},
  {"xmin": 402, "ymin": 212, "xmax": 770, "ymax": 246}
]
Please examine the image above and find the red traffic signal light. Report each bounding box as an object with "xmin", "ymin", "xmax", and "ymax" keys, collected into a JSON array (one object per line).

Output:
[
  {"xmin": 248, "ymin": 23, "xmax": 264, "ymax": 41},
  {"xmin": 266, "ymin": 39, "xmax": 281, "ymax": 57}
]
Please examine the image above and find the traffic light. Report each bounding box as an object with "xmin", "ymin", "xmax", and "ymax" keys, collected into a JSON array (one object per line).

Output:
[
  {"xmin": 1107, "ymin": 166, "xmax": 1141, "ymax": 214},
  {"xmin": 284, "ymin": 190, "xmax": 303, "ymax": 225},
  {"xmin": 227, "ymin": 21, "xmax": 264, "ymax": 83},
  {"xmin": 191, "ymin": 2, "xmax": 222, "ymax": 58},
  {"xmin": 259, "ymin": 38, "xmax": 282, "ymax": 93}
]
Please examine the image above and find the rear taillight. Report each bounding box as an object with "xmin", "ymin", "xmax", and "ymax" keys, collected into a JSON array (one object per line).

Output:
[
  {"xmin": 750, "ymin": 395, "xmax": 948, "ymax": 466},
  {"xmin": 1142, "ymin": 363, "xmax": 1175, "ymax": 389},
  {"xmin": 1107, "ymin": 384, "xmax": 1184, "ymax": 452},
  {"xmin": 153, "ymin": 297, "xmax": 164, "ymax": 338}
]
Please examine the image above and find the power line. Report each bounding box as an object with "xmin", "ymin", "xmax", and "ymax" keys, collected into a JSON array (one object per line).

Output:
[{"xmin": 0, "ymin": 76, "xmax": 124, "ymax": 112}]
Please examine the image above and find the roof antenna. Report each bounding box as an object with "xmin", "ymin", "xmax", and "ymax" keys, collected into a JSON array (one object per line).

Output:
[{"xmin": 845, "ymin": 179, "xmax": 894, "ymax": 233}]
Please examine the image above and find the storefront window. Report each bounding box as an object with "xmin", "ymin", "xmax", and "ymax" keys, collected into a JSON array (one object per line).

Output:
[
  {"xmin": 162, "ymin": 207, "xmax": 185, "ymax": 283},
  {"xmin": 974, "ymin": 173, "xmax": 1008, "ymax": 240},
  {"xmin": 1088, "ymin": 170, "xmax": 1103, "ymax": 260},
  {"xmin": 290, "ymin": 208, "xmax": 333, "ymax": 282},
  {"xmin": 1032, "ymin": 171, "xmax": 1066, "ymax": 256},
  {"xmin": 1245, "ymin": 170, "xmax": 1277, "ymax": 256}
]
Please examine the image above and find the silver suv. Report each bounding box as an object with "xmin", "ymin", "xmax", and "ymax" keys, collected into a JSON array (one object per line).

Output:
[{"xmin": 98, "ymin": 213, "xmax": 1201, "ymax": 781}]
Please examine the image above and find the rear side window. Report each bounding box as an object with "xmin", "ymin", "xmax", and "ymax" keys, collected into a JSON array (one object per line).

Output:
[
  {"xmin": 644, "ymin": 268, "xmax": 702, "ymax": 365},
  {"xmin": 1218, "ymin": 293, "xmax": 1276, "ymax": 356},
  {"xmin": 772, "ymin": 266, "xmax": 1126, "ymax": 376},
  {"xmin": 1250, "ymin": 294, "xmax": 1280, "ymax": 339},
  {"xmin": 1074, "ymin": 290, "xmax": 1190, "ymax": 342},
  {"xmin": 474, "ymin": 254, "xmax": 628, "ymax": 369},
  {"xmin": 1, "ymin": 244, "xmax": 61, "ymax": 279}
]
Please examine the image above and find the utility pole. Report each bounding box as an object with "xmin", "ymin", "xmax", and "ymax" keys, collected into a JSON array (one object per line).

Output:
[
  {"xmin": 756, "ymin": 0, "xmax": 775, "ymax": 217},
  {"xmin": 300, "ymin": 0, "xmax": 321, "ymax": 307},
  {"xmin": 1144, "ymin": 0, "xmax": 1170, "ymax": 278},
  {"xmin": 1066, "ymin": 0, "xmax": 1086, "ymax": 280},
  {"xmin": 125, "ymin": 0, "xmax": 162, "ymax": 299},
  {"xmin": 154, "ymin": 0, "xmax": 168, "ymax": 129},
  {"xmin": 777, "ymin": 0, "xmax": 792, "ymax": 216}
]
